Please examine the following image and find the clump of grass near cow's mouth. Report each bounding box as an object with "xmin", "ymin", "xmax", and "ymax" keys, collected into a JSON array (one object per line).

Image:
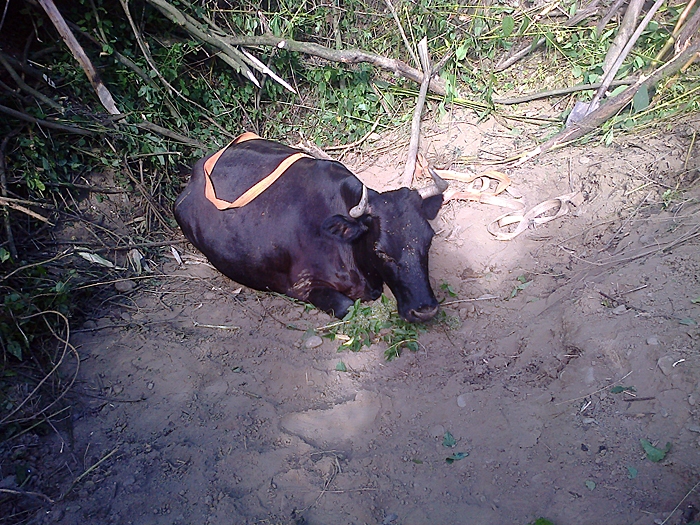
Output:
[{"xmin": 317, "ymin": 295, "xmax": 426, "ymax": 361}]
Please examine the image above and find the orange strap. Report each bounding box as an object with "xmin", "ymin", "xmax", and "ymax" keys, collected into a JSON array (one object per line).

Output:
[{"xmin": 203, "ymin": 132, "xmax": 311, "ymax": 210}]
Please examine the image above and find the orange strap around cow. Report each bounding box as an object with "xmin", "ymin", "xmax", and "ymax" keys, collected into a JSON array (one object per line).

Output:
[{"xmin": 203, "ymin": 132, "xmax": 311, "ymax": 210}]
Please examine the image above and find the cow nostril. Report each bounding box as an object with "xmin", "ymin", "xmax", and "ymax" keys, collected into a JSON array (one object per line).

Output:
[{"xmin": 408, "ymin": 304, "xmax": 439, "ymax": 322}]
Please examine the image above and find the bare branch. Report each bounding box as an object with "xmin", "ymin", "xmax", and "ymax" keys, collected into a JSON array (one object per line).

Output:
[{"xmin": 224, "ymin": 34, "xmax": 448, "ymax": 96}]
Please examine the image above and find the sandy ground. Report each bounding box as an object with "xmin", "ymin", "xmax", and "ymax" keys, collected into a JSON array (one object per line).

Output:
[{"xmin": 3, "ymin": 108, "xmax": 700, "ymax": 525}]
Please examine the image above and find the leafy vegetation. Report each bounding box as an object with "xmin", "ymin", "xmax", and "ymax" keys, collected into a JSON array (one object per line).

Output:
[{"xmin": 318, "ymin": 295, "xmax": 426, "ymax": 361}]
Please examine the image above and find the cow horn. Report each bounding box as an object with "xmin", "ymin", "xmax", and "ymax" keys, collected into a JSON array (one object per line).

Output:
[
  {"xmin": 349, "ymin": 184, "xmax": 369, "ymax": 218},
  {"xmin": 417, "ymin": 168, "xmax": 449, "ymax": 199}
]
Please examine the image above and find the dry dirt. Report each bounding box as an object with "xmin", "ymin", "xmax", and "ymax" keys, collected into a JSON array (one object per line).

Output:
[{"xmin": 4, "ymin": 109, "xmax": 700, "ymax": 525}]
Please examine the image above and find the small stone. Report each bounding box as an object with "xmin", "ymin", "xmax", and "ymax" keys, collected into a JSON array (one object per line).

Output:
[
  {"xmin": 382, "ymin": 513, "xmax": 398, "ymax": 525},
  {"xmin": 429, "ymin": 424, "xmax": 445, "ymax": 438},
  {"xmin": 368, "ymin": 132, "xmax": 382, "ymax": 142},
  {"xmin": 304, "ymin": 336, "xmax": 323, "ymax": 349},
  {"xmin": 579, "ymin": 156, "xmax": 591, "ymax": 164},
  {"xmin": 112, "ymin": 385, "xmax": 123, "ymax": 395},
  {"xmin": 82, "ymin": 320, "xmax": 97, "ymax": 330},
  {"xmin": 114, "ymin": 279, "xmax": 135, "ymax": 293},
  {"xmin": 646, "ymin": 336, "xmax": 660, "ymax": 346},
  {"xmin": 457, "ymin": 394, "xmax": 468, "ymax": 408},
  {"xmin": 612, "ymin": 305, "xmax": 627, "ymax": 315},
  {"xmin": 689, "ymin": 394, "xmax": 697, "ymax": 406},
  {"xmin": 459, "ymin": 304, "xmax": 476, "ymax": 319},
  {"xmin": 688, "ymin": 425, "xmax": 700, "ymax": 434},
  {"xmin": 147, "ymin": 382, "xmax": 154, "ymax": 390},
  {"xmin": 657, "ymin": 355, "xmax": 677, "ymax": 376}
]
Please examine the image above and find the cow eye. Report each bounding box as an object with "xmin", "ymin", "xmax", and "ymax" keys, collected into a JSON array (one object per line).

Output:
[{"xmin": 375, "ymin": 247, "xmax": 396, "ymax": 265}]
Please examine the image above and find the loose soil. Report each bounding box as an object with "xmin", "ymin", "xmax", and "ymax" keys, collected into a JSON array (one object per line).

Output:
[{"xmin": 4, "ymin": 109, "xmax": 700, "ymax": 525}]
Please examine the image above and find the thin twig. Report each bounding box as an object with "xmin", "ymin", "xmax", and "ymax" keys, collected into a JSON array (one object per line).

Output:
[
  {"xmin": 60, "ymin": 445, "xmax": 120, "ymax": 499},
  {"xmin": 495, "ymin": 0, "xmax": 601, "ymax": 71},
  {"xmin": 0, "ymin": 311, "xmax": 79, "ymax": 426},
  {"xmin": 555, "ymin": 371, "xmax": 633, "ymax": 406},
  {"xmin": 0, "ymin": 104, "xmax": 95, "ymax": 136},
  {"xmin": 0, "ymin": 249, "xmax": 74, "ymax": 283},
  {"xmin": 0, "ymin": 488, "xmax": 56, "ymax": 504},
  {"xmin": 0, "ymin": 52, "xmax": 64, "ymax": 113},
  {"xmin": 325, "ymin": 116, "xmax": 382, "ymax": 154},
  {"xmin": 384, "ymin": 0, "xmax": 419, "ymax": 67},
  {"xmin": 660, "ymin": 479, "xmax": 700, "ymax": 525}
]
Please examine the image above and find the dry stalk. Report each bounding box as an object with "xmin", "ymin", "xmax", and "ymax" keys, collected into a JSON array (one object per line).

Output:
[
  {"xmin": 36, "ymin": 0, "xmax": 120, "ymax": 115},
  {"xmin": 401, "ymin": 37, "xmax": 433, "ymax": 187}
]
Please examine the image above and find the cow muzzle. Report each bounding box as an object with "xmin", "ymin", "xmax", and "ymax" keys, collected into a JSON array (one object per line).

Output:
[{"xmin": 406, "ymin": 303, "xmax": 439, "ymax": 323}]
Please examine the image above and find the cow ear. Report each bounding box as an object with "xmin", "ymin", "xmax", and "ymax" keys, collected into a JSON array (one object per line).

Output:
[
  {"xmin": 322, "ymin": 215, "xmax": 368, "ymax": 242},
  {"xmin": 421, "ymin": 194, "xmax": 444, "ymax": 220}
]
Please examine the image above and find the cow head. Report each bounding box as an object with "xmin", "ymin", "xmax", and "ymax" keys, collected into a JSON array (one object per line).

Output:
[{"xmin": 322, "ymin": 170, "xmax": 447, "ymax": 323}]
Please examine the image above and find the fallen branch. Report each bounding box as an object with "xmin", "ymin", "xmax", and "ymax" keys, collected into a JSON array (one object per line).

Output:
[
  {"xmin": 0, "ymin": 52, "xmax": 64, "ymax": 113},
  {"xmin": 36, "ymin": 0, "xmax": 120, "ymax": 115},
  {"xmin": 524, "ymin": 34, "xmax": 700, "ymax": 159},
  {"xmin": 134, "ymin": 120, "xmax": 204, "ymax": 148},
  {"xmin": 402, "ymin": 37, "xmax": 433, "ymax": 187},
  {"xmin": 590, "ymin": 0, "xmax": 666, "ymax": 111},
  {"xmin": 0, "ymin": 104, "xmax": 95, "ymax": 136},
  {"xmin": 601, "ymin": 0, "xmax": 644, "ymax": 76},
  {"xmin": 493, "ymin": 78, "xmax": 637, "ymax": 105},
  {"xmin": 0, "ymin": 197, "xmax": 54, "ymax": 225},
  {"xmin": 145, "ymin": 0, "xmax": 295, "ymax": 93},
  {"xmin": 223, "ymin": 34, "xmax": 448, "ymax": 96},
  {"xmin": 495, "ymin": 0, "xmax": 601, "ymax": 72}
]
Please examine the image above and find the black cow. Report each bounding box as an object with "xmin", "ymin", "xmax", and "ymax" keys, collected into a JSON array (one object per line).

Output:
[{"xmin": 174, "ymin": 137, "xmax": 447, "ymax": 323}]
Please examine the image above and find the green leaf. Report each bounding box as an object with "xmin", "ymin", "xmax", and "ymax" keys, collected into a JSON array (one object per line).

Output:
[
  {"xmin": 445, "ymin": 452, "xmax": 468, "ymax": 464},
  {"xmin": 633, "ymin": 85, "xmax": 649, "ymax": 113},
  {"xmin": 610, "ymin": 386, "xmax": 636, "ymax": 394},
  {"xmin": 627, "ymin": 466, "xmax": 638, "ymax": 479},
  {"xmin": 443, "ymin": 431, "xmax": 456, "ymax": 448},
  {"xmin": 640, "ymin": 439, "xmax": 671, "ymax": 462},
  {"xmin": 530, "ymin": 519, "xmax": 555, "ymax": 525},
  {"xmin": 691, "ymin": 295, "xmax": 700, "ymax": 304},
  {"xmin": 335, "ymin": 361, "xmax": 347, "ymax": 372},
  {"xmin": 7, "ymin": 341, "xmax": 23, "ymax": 361},
  {"xmin": 502, "ymin": 16, "xmax": 515, "ymax": 37},
  {"xmin": 455, "ymin": 43, "xmax": 469, "ymax": 62},
  {"xmin": 585, "ymin": 480, "xmax": 596, "ymax": 490},
  {"xmin": 679, "ymin": 318, "xmax": 697, "ymax": 326}
]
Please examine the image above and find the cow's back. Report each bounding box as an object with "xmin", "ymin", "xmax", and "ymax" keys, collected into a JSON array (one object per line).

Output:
[{"xmin": 173, "ymin": 138, "xmax": 364, "ymax": 297}]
